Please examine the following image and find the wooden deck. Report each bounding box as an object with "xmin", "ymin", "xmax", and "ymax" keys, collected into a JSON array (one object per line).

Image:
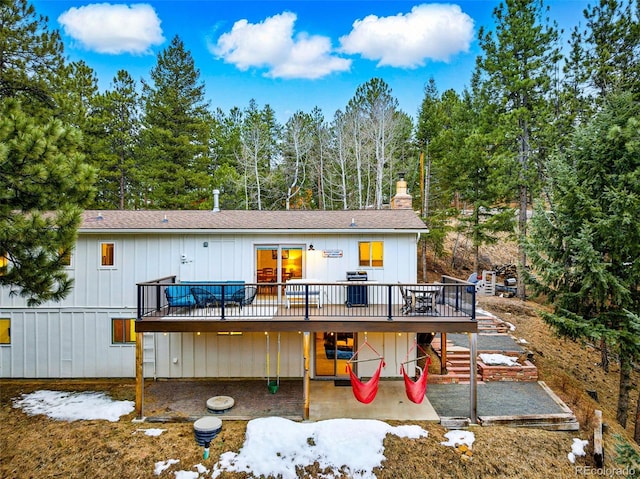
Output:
[{"xmin": 135, "ymin": 301, "xmax": 477, "ymax": 334}]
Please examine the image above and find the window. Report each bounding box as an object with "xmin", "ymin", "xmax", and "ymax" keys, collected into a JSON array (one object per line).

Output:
[
  {"xmin": 101, "ymin": 242, "xmax": 115, "ymax": 267},
  {"xmin": 359, "ymin": 241, "xmax": 384, "ymax": 267},
  {"xmin": 112, "ymin": 318, "xmax": 135, "ymax": 344},
  {"xmin": 0, "ymin": 255, "xmax": 7, "ymax": 275},
  {"xmin": 0, "ymin": 319, "xmax": 10, "ymax": 344},
  {"xmin": 59, "ymin": 248, "xmax": 72, "ymax": 267}
]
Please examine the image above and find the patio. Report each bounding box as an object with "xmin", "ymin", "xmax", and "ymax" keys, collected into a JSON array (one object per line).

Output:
[{"xmin": 141, "ymin": 378, "xmax": 576, "ymax": 429}]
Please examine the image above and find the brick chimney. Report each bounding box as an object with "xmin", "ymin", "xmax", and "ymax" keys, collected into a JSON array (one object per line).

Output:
[{"xmin": 391, "ymin": 173, "xmax": 412, "ymax": 209}]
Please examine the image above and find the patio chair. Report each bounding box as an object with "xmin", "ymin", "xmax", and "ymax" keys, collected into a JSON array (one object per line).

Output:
[
  {"xmin": 227, "ymin": 286, "xmax": 258, "ymax": 310},
  {"xmin": 190, "ymin": 287, "xmax": 219, "ymax": 308},
  {"xmin": 413, "ymin": 290, "xmax": 435, "ymax": 314},
  {"xmin": 165, "ymin": 285, "xmax": 196, "ymax": 313},
  {"xmin": 398, "ymin": 284, "xmax": 413, "ymax": 315}
]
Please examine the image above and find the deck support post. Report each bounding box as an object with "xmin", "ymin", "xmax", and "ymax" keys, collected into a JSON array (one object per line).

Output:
[
  {"xmin": 135, "ymin": 330, "xmax": 144, "ymax": 419},
  {"xmin": 469, "ymin": 332, "xmax": 477, "ymax": 424},
  {"xmin": 303, "ymin": 332, "xmax": 311, "ymax": 420}
]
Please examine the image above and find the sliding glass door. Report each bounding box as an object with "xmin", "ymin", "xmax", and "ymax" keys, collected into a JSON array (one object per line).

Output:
[
  {"xmin": 314, "ymin": 332, "xmax": 355, "ymax": 378},
  {"xmin": 256, "ymin": 245, "xmax": 304, "ymax": 294}
]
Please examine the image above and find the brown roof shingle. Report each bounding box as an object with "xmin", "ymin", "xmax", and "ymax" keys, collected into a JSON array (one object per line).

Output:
[{"xmin": 79, "ymin": 209, "xmax": 428, "ymax": 232}]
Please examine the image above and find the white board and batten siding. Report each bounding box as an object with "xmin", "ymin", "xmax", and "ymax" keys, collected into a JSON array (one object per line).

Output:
[
  {"xmin": 0, "ymin": 309, "xmax": 136, "ymax": 378},
  {"xmin": 153, "ymin": 332, "xmax": 303, "ymax": 378},
  {"xmin": 1, "ymin": 229, "xmax": 419, "ymax": 378}
]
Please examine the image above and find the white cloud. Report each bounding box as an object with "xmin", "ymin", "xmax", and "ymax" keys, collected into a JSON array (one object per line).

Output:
[
  {"xmin": 339, "ymin": 3, "xmax": 474, "ymax": 68},
  {"xmin": 211, "ymin": 12, "xmax": 351, "ymax": 79},
  {"xmin": 58, "ymin": 3, "xmax": 164, "ymax": 55}
]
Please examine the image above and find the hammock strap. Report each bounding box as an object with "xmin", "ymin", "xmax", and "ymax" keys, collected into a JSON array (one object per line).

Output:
[
  {"xmin": 347, "ymin": 339, "xmax": 382, "ymax": 364},
  {"xmin": 401, "ymin": 339, "xmax": 429, "ymax": 365}
]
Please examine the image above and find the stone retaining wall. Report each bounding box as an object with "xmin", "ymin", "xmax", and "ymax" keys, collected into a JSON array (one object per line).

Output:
[{"xmin": 477, "ymin": 360, "xmax": 538, "ymax": 382}]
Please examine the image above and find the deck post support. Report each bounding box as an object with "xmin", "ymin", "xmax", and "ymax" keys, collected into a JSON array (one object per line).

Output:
[
  {"xmin": 469, "ymin": 332, "xmax": 478, "ymax": 424},
  {"xmin": 303, "ymin": 332, "xmax": 311, "ymax": 419},
  {"xmin": 135, "ymin": 330, "xmax": 144, "ymax": 419}
]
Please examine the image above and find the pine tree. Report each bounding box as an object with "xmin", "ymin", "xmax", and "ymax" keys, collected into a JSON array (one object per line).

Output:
[
  {"xmin": 583, "ymin": 0, "xmax": 640, "ymax": 98},
  {"xmin": 91, "ymin": 70, "xmax": 141, "ymax": 209},
  {"xmin": 0, "ymin": 0, "xmax": 65, "ymax": 114},
  {"xmin": 138, "ymin": 35, "xmax": 212, "ymax": 209},
  {"xmin": 0, "ymin": 99, "xmax": 96, "ymax": 305},
  {"xmin": 476, "ymin": 0, "xmax": 560, "ymax": 298},
  {"xmin": 526, "ymin": 92, "xmax": 640, "ymax": 432}
]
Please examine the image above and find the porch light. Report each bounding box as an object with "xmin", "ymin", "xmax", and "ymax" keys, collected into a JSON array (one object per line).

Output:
[{"xmin": 308, "ymin": 244, "xmax": 314, "ymax": 251}]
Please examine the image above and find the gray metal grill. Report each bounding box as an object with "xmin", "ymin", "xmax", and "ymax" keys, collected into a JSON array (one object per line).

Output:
[
  {"xmin": 345, "ymin": 271, "xmax": 368, "ymax": 306},
  {"xmin": 346, "ymin": 271, "xmax": 368, "ymax": 281}
]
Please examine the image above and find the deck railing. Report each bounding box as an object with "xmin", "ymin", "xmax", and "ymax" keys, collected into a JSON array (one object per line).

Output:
[{"xmin": 137, "ymin": 276, "xmax": 477, "ymax": 322}]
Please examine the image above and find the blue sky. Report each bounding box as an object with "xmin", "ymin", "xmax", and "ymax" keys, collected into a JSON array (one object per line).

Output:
[{"xmin": 33, "ymin": 1, "xmax": 590, "ymax": 122}]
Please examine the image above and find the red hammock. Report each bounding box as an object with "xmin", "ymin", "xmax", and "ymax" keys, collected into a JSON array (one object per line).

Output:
[
  {"xmin": 347, "ymin": 359, "xmax": 385, "ymax": 404},
  {"xmin": 346, "ymin": 340, "xmax": 385, "ymax": 404},
  {"xmin": 400, "ymin": 341, "xmax": 431, "ymax": 404}
]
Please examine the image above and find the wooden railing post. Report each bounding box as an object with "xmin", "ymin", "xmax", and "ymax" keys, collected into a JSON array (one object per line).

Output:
[
  {"xmin": 303, "ymin": 332, "xmax": 310, "ymax": 419},
  {"xmin": 440, "ymin": 332, "xmax": 447, "ymax": 375},
  {"xmin": 135, "ymin": 331, "xmax": 144, "ymax": 419}
]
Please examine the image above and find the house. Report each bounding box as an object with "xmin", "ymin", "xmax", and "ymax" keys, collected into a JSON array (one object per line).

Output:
[{"xmin": 0, "ymin": 181, "xmax": 479, "ymax": 420}]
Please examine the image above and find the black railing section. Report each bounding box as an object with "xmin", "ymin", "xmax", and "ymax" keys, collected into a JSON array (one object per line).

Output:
[{"xmin": 136, "ymin": 276, "xmax": 477, "ymax": 322}]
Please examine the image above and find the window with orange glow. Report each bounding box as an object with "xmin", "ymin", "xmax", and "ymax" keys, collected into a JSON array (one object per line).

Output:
[
  {"xmin": 59, "ymin": 249, "xmax": 72, "ymax": 266},
  {"xmin": 0, "ymin": 255, "xmax": 7, "ymax": 275},
  {"xmin": 101, "ymin": 242, "xmax": 115, "ymax": 267},
  {"xmin": 0, "ymin": 319, "xmax": 10, "ymax": 344},
  {"xmin": 358, "ymin": 241, "xmax": 383, "ymax": 267},
  {"xmin": 112, "ymin": 319, "xmax": 135, "ymax": 344}
]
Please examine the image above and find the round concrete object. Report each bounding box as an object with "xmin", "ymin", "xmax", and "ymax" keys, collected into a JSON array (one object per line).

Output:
[
  {"xmin": 193, "ymin": 416, "xmax": 222, "ymax": 447},
  {"xmin": 206, "ymin": 395, "xmax": 235, "ymax": 413}
]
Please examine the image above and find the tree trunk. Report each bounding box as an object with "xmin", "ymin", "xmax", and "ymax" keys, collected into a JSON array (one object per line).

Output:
[
  {"xmin": 634, "ymin": 388, "xmax": 640, "ymax": 444},
  {"xmin": 421, "ymin": 238, "xmax": 427, "ymax": 283},
  {"xmin": 617, "ymin": 354, "xmax": 632, "ymax": 428},
  {"xmin": 600, "ymin": 338, "xmax": 610, "ymax": 373},
  {"xmin": 517, "ymin": 183, "xmax": 527, "ymax": 300}
]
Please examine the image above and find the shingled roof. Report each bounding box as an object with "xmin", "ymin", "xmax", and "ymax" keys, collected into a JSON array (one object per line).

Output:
[{"xmin": 79, "ymin": 209, "xmax": 428, "ymax": 233}]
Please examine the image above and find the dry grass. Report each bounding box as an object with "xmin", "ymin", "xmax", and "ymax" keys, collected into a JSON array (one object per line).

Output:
[
  {"xmin": 2, "ymin": 234, "xmax": 639, "ymax": 478},
  {"xmin": 3, "ymin": 300, "xmax": 638, "ymax": 478}
]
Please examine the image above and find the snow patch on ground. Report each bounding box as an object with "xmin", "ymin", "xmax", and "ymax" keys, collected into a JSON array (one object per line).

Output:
[
  {"xmin": 479, "ymin": 353, "xmax": 519, "ymax": 366},
  {"xmin": 12, "ymin": 390, "xmax": 134, "ymax": 422},
  {"xmin": 211, "ymin": 417, "xmax": 428, "ymax": 479},
  {"xmin": 441, "ymin": 430, "xmax": 475, "ymax": 449},
  {"xmin": 568, "ymin": 438, "xmax": 588, "ymax": 463}
]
